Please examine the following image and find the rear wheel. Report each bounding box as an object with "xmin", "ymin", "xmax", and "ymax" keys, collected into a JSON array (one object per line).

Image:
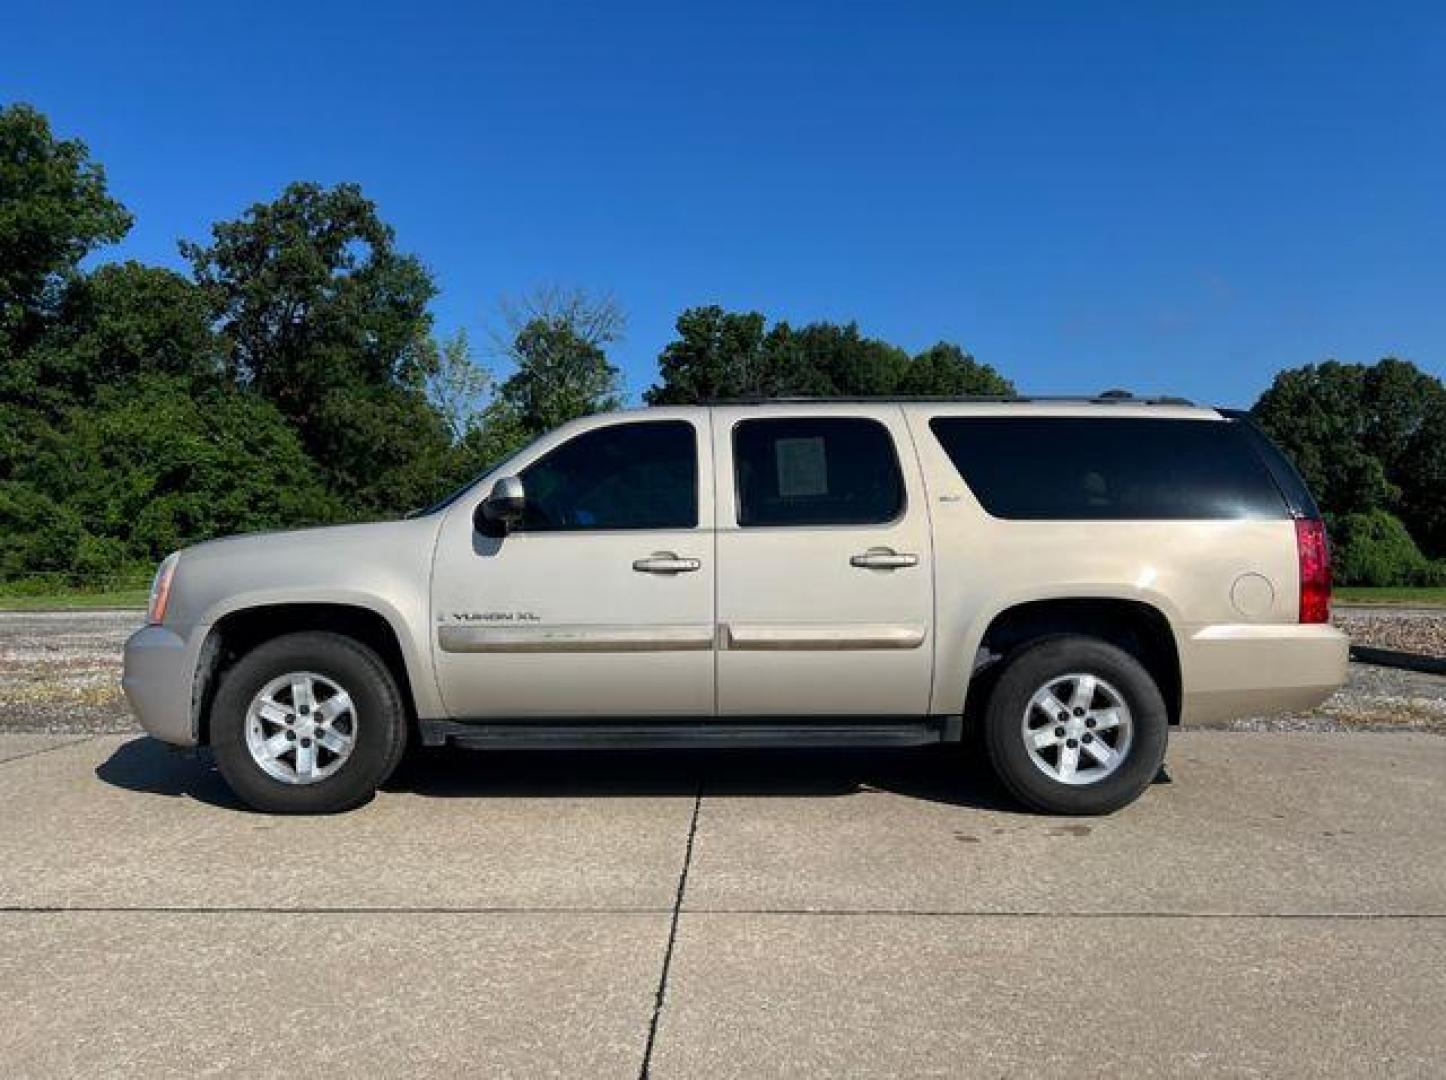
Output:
[
  {"xmin": 210, "ymin": 632, "xmax": 407, "ymax": 813},
  {"xmin": 982, "ymin": 635, "xmax": 1167, "ymax": 814}
]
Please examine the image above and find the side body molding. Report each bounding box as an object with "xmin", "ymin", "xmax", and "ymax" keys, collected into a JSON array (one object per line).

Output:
[
  {"xmin": 438, "ymin": 623, "xmax": 715, "ymax": 653},
  {"xmin": 722, "ymin": 623, "xmax": 927, "ymax": 650},
  {"xmin": 438, "ymin": 623, "xmax": 928, "ymax": 653}
]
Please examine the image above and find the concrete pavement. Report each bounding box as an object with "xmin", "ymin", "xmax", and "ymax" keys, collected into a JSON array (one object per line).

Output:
[
  {"xmin": 655, "ymin": 914, "xmax": 1445, "ymax": 1078},
  {"xmin": 0, "ymin": 732, "xmax": 1442, "ymax": 1077}
]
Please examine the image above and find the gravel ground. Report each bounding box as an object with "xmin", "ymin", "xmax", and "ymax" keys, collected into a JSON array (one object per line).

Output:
[
  {"xmin": 1221, "ymin": 660, "xmax": 1446, "ymax": 734},
  {"xmin": 2, "ymin": 608, "xmax": 1444, "ymax": 736},
  {"xmin": 1334, "ymin": 606, "xmax": 1446, "ymax": 657},
  {"xmin": 0, "ymin": 610, "xmax": 138, "ymax": 734}
]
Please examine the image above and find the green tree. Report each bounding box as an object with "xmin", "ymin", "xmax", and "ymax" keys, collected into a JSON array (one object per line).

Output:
[
  {"xmin": 1, "ymin": 107, "xmax": 487, "ymax": 572},
  {"xmin": 182, "ymin": 181, "xmax": 436, "ymax": 414},
  {"xmin": 182, "ymin": 182, "xmax": 449, "ymax": 514},
  {"xmin": 0, "ymin": 103, "xmax": 132, "ymax": 359},
  {"xmin": 763, "ymin": 321, "xmax": 910, "ymax": 396},
  {"xmin": 1252, "ymin": 363, "xmax": 1394, "ymax": 515},
  {"xmin": 39, "ymin": 376, "xmax": 342, "ymax": 562},
  {"xmin": 646, "ymin": 307, "xmax": 1012, "ymax": 402},
  {"xmin": 1399, "ymin": 392, "xmax": 1446, "ymax": 557},
  {"xmin": 646, "ymin": 306, "xmax": 769, "ymax": 404},
  {"xmin": 491, "ymin": 288, "xmax": 624, "ymax": 436},
  {"xmin": 1359, "ymin": 358, "xmax": 1443, "ymax": 472},
  {"xmin": 1363, "ymin": 360, "xmax": 1446, "ymax": 556},
  {"xmin": 1252, "ymin": 358, "xmax": 1446, "ymax": 556},
  {"xmin": 423, "ymin": 329, "xmax": 491, "ymax": 440},
  {"xmin": 0, "ymin": 480, "xmax": 84, "ymax": 578},
  {"xmin": 446, "ymin": 405, "xmax": 532, "ymax": 490},
  {"xmin": 1330, "ymin": 509, "xmax": 1446, "ymax": 587},
  {"xmin": 16, "ymin": 263, "xmax": 221, "ymax": 413},
  {"xmin": 900, "ymin": 342, "xmax": 1013, "ymax": 396},
  {"xmin": 308, "ymin": 382, "xmax": 461, "ymax": 514}
]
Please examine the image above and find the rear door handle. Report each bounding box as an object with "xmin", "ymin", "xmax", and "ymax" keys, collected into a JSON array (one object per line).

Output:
[
  {"xmin": 850, "ymin": 548, "xmax": 919, "ymax": 570},
  {"xmin": 633, "ymin": 552, "xmax": 702, "ymax": 574}
]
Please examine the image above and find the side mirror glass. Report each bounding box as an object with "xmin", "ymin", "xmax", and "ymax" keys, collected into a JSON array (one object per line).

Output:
[{"xmin": 476, "ymin": 475, "xmax": 526, "ymax": 534}]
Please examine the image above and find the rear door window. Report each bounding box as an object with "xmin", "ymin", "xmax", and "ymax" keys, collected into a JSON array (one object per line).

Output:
[
  {"xmin": 733, "ymin": 417, "xmax": 904, "ymax": 526},
  {"xmin": 928, "ymin": 416, "xmax": 1289, "ymax": 520}
]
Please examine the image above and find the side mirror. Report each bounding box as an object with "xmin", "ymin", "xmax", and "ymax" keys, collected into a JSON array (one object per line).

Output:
[{"xmin": 476, "ymin": 475, "xmax": 526, "ymax": 534}]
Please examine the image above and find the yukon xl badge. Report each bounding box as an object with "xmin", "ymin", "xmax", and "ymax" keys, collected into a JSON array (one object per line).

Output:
[{"xmin": 448, "ymin": 610, "xmax": 541, "ymax": 623}]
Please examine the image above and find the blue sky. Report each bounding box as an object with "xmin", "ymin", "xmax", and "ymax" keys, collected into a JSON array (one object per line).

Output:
[{"xmin": 5, "ymin": 1, "xmax": 1443, "ymax": 406}]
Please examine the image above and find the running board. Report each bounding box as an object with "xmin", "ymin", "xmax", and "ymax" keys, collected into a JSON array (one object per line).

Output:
[{"xmin": 418, "ymin": 717, "xmax": 959, "ymax": 750}]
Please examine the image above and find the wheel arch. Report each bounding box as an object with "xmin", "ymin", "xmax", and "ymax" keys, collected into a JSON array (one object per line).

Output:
[
  {"xmin": 194, "ymin": 602, "xmax": 423, "ymax": 745},
  {"xmin": 962, "ymin": 597, "xmax": 1183, "ymax": 726}
]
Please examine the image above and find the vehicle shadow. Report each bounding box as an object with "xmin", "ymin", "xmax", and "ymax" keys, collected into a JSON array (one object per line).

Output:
[
  {"xmin": 387, "ymin": 743, "xmax": 1022, "ymax": 810},
  {"xmin": 94, "ymin": 734, "xmax": 1025, "ymax": 812},
  {"xmin": 94, "ymin": 736, "xmax": 248, "ymax": 811}
]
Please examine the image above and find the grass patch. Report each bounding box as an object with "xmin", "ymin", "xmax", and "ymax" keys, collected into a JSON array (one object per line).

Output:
[
  {"xmin": 0, "ymin": 575, "xmax": 150, "ymax": 611},
  {"xmin": 1335, "ymin": 586, "xmax": 1446, "ymax": 607},
  {"xmin": 0, "ymin": 588, "xmax": 149, "ymax": 611}
]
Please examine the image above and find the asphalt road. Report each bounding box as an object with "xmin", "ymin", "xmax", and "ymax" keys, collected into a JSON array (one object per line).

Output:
[{"xmin": 1, "ymin": 731, "xmax": 1443, "ymax": 1077}]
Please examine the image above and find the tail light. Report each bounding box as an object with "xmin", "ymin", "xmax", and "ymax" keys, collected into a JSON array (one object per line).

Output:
[{"xmin": 1295, "ymin": 519, "xmax": 1330, "ymax": 624}]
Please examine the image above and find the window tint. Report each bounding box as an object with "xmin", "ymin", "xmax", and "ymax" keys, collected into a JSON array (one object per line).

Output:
[
  {"xmin": 1221, "ymin": 411, "xmax": 1321, "ymax": 519},
  {"xmin": 734, "ymin": 418, "xmax": 904, "ymax": 526},
  {"xmin": 929, "ymin": 416, "xmax": 1289, "ymax": 520},
  {"xmin": 520, "ymin": 421, "xmax": 697, "ymax": 531}
]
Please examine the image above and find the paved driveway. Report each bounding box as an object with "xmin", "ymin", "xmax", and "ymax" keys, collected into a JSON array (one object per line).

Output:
[{"xmin": 0, "ymin": 732, "xmax": 1443, "ymax": 1078}]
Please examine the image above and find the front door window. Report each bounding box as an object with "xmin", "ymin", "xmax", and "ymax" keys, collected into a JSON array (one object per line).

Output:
[{"xmin": 520, "ymin": 420, "xmax": 697, "ymax": 531}]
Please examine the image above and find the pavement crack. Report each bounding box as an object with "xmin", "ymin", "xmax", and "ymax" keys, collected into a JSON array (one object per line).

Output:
[
  {"xmin": 639, "ymin": 783, "xmax": 702, "ymax": 1080},
  {"xmin": 672, "ymin": 908, "xmax": 1446, "ymax": 920},
  {"xmin": 0, "ymin": 735, "xmax": 96, "ymax": 767},
  {"xmin": 1, "ymin": 905, "xmax": 1438, "ymax": 920},
  {"xmin": 0, "ymin": 904, "xmax": 671, "ymax": 916}
]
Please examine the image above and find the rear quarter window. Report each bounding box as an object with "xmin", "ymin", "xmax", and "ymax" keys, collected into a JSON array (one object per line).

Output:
[
  {"xmin": 928, "ymin": 416, "xmax": 1289, "ymax": 520},
  {"xmin": 1221, "ymin": 410, "xmax": 1321, "ymax": 519}
]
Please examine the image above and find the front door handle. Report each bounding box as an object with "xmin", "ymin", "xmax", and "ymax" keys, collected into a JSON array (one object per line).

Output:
[
  {"xmin": 633, "ymin": 552, "xmax": 702, "ymax": 574},
  {"xmin": 850, "ymin": 548, "xmax": 919, "ymax": 570}
]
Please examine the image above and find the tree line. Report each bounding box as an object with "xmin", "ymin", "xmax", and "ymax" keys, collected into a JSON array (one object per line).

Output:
[
  {"xmin": 1252, "ymin": 360, "xmax": 1446, "ymax": 585},
  {"xmin": 1, "ymin": 103, "xmax": 1442, "ymax": 587}
]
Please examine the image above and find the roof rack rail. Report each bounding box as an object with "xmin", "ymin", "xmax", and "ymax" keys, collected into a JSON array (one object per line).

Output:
[{"xmin": 703, "ymin": 391, "xmax": 1196, "ymax": 406}]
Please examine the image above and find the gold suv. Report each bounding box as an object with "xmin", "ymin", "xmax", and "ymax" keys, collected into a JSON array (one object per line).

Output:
[{"xmin": 124, "ymin": 394, "xmax": 1348, "ymax": 814}]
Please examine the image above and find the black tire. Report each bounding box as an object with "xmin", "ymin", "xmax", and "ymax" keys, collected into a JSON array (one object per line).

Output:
[
  {"xmin": 210, "ymin": 631, "xmax": 408, "ymax": 813},
  {"xmin": 982, "ymin": 635, "xmax": 1167, "ymax": 815}
]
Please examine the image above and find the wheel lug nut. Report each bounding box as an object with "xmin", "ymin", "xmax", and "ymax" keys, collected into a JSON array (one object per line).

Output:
[
  {"xmin": 1082, "ymin": 733, "xmax": 1093, "ymax": 743},
  {"xmin": 1073, "ymin": 708, "xmax": 1085, "ymax": 717},
  {"xmin": 1057, "ymin": 713, "xmax": 1068, "ymax": 723},
  {"xmin": 1085, "ymin": 718, "xmax": 1095, "ymax": 729},
  {"xmin": 1054, "ymin": 726, "xmax": 1065, "ymax": 738},
  {"xmin": 286, "ymin": 731, "xmax": 296, "ymax": 741},
  {"xmin": 1066, "ymin": 738, "xmax": 1078, "ymax": 748},
  {"xmin": 301, "ymin": 738, "xmax": 311, "ymax": 748}
]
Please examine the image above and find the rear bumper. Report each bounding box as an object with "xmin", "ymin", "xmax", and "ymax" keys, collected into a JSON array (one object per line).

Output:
[
  {"xmin": 122, "ymin": 624, "xmax": 202, "ymax": 746},
  {"xmin": 1180, "ymin": 623, "xmax": 1349, "ymax": 725}
]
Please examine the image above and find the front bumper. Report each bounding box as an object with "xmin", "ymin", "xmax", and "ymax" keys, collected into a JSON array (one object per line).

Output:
[
  {"xmin": 1180, "ymin": 622, "xmax": 1350, "ymax": 725},
  {"xmin": 122, "ymin": 624, "xmax": 202, "ymax": 746}
]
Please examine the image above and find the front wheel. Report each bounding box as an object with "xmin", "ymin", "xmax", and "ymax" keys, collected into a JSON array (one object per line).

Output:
[
  {"xmin": 210, "ymin": 632, "xmax": 408, "ymax": 813},
  {"xmin": 982, "ymin": 635, "xmax": 1167, "ymax": 815}
]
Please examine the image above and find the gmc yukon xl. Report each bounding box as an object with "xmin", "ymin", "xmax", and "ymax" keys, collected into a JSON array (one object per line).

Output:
[{"xmin": 123, "ymin": 395, "xmax": 1348, "ymax": 814}]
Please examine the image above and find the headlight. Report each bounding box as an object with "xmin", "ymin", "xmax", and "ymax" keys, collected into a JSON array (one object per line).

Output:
[{"xmin": 147, "ymin": 553, "xmax": 180, "ymax": 626}]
